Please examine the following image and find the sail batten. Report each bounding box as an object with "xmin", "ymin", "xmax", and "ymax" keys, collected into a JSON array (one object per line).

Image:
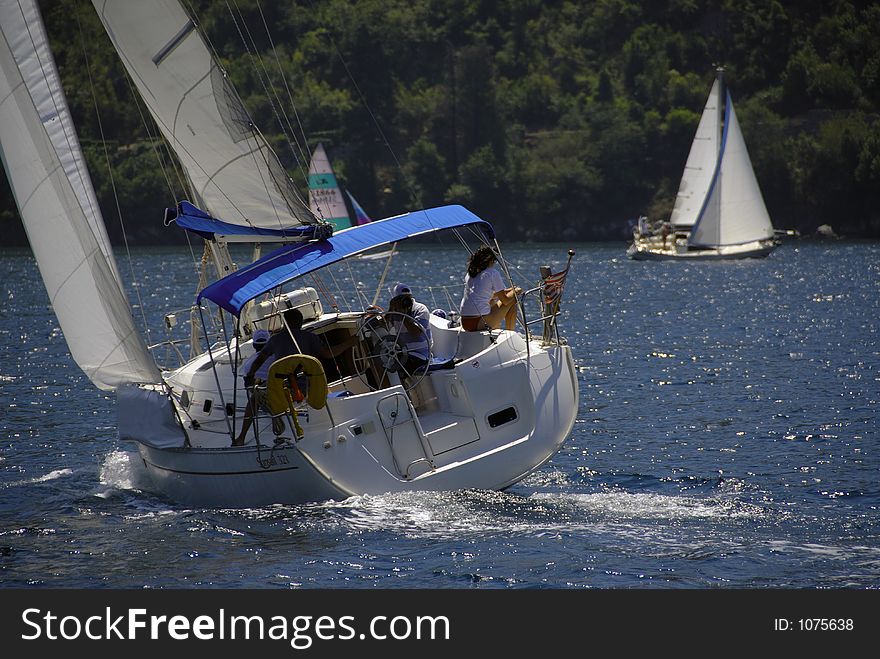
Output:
[{"xmin": 0, "ymin": 0, "xmax": 160, "ymax": 390}]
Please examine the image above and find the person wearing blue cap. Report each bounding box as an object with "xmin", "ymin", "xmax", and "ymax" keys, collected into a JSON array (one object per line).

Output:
[
  {"xmin": 234, "ymin": 310, "xmax": 357, "ymax": 445},
  {"xmin": 387, "ymin": 283, "xmax": 432, "ymax": 375}
]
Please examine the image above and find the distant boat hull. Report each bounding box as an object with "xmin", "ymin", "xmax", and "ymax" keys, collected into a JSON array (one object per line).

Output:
[
  {"xmin": 357, "ymin": 248, "xmax": 396, "ymax": 261},
  {"xmin": 627, "ymin": 237, "xmax": 777, "ymax": 261}
]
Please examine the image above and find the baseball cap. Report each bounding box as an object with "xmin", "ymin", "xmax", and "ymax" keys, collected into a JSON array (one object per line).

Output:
[
  {"xmin": 252, "ymin": 329, "xmax": 270, "ymax": 346},
  {"xmin": 391, "ymin": 283, "xmax": 412, "ymax": 297}
]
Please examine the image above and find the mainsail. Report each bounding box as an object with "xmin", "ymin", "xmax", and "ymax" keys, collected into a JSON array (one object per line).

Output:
[
  {"xmin": 669, "ymin": 78, "xmax": 721, "ymax": 231},
  {"xmin": 0, "ymin": 0, "xmax": 160, "ymax": 390},
  {"xmin": 688, "ymin": 93, "xmax": 775, "ymax": 247},
  {"xmin": 308, "ymin": 142, "xmax": 351, "ymax": 231},
  {"xmin": 91, "ymin": 0, "xmax": 315, "ymax": 230}
]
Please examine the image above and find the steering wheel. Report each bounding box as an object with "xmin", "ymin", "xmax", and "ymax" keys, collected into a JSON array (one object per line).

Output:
[{"xmin": 352, "ymin": 311, "xmax": 431, "ymax": 393}]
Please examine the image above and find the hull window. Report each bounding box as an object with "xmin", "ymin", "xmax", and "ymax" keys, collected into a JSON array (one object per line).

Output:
[{"xmin": 488, "ymin": 406, "xmax": 518, "ymax": 429}]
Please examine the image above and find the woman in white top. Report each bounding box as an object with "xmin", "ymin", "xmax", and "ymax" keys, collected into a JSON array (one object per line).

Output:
[{"xmin": 459, "ymin": 246, "xmax": 522, "ymax": 331}]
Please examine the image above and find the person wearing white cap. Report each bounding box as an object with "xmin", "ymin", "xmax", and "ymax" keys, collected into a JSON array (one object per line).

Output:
[
  {"xmin": 236, "ymin": 328, "xmax": 282, "ymax": 440},
  {"xmin": 240, "ymin": 329, "xmax": 271, "ymax": 384}
]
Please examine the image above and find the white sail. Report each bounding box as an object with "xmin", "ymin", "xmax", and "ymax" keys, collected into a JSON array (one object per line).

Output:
[
  {"xmin": 308, "ymin": 143, "xmax": 351, "ymax": 231},
  {"xmin": 669, "ymin": 78, "xmax": 721, "ymax": 230},
  {"xmin": 0, "ymin": 0, "xmax": 160, "ymax": 390},
  {"xmin": 689, "ymin": 92, "xmax": 774, "ymax": 247},
  {"xmin": 91, "ymin": 0, "xmax": 314, "ymax": 230}
]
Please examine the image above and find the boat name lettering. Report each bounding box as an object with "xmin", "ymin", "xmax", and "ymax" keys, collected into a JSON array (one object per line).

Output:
[{"xmin": 258, "ymin": 454, "xmax": 290, "ymax": 469}]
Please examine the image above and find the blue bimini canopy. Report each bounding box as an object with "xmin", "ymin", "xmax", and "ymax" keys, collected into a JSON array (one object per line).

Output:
[
  {"xmin": 171, "ymin": 201, "xmax": 331, "ymax": 242},
  {"xmin": 199, "ymin": 205, "xmax": 495, "ymax": 315}
]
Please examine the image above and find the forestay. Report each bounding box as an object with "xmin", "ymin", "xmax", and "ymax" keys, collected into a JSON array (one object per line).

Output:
[
  {"xmin": 0, "ymin": 0, "xmax": 160, "ymax": 389},
  {"xmin": 91, "ymin": 0, "xmax": 315, "ymax": 230}
]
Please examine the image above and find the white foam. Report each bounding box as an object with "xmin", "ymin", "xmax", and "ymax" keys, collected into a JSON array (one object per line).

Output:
[
  {"xmin": 98, "ymin": 450, "xmax": 153, "ymax": 493},
  {"xmin": 3, "ymin": 468, "xmax": 73, "ymax": 488},
  {"xmin": 295, "ymin": 487, "xmax": 766, "ymax": 541},
  {"xmin": 32, "ymin": 468, "xmax": 73, "ymax": 483},
  {"xmin": 316, "ymin": 491, "xmax": 515, "ymax": 537},
  {"xmin": 533, "ymin": 490, "xmax": 764, "ymax": 521}
]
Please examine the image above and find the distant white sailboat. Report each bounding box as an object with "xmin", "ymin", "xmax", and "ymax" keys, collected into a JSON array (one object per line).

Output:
[
  {"xmin": 307, "ymin": 142, "xmax": 353, "ymax": 231},
  {"xmin": 628, "ymin": 68, "xmax": 778, "ymax": 260},
  {"xmin": 308, "ymin": 142, "xmax": 396, "ymax": 259}
]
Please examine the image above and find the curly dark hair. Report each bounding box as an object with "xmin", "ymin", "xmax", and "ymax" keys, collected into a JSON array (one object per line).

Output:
[{"xmin": 466, "ymin": 246, "xmax": 497, "ymax": 278}]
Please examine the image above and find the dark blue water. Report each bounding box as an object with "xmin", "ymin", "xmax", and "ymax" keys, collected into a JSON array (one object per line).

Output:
[{"xmin": 1, "ymin": 240, "xmax": 877, "ymax": 588}]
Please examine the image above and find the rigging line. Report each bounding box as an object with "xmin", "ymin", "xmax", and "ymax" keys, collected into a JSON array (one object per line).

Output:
[
  {"xmin": 304, "ymin": 0, "xmax": 420, "ymax": 208},
  {"xmin": 224, "ymin": 0, "xmax": 313, "ymax": 210},
  {"xmin": 119, "ymin": 74, "xmax": 202, "ymax": 276},
  {"xmin": 371, "ymin": 247, "xmax": 396, "ymax": 308},
  {"xmin": 346, "ymin": 259, "xmax": 371, "ymax": 310},
  {"xmin": 323, "ymin": 264, "xmax": 353, "ymax": 313},
  {"xmin": 309, "ymin": 272, "xmax": 338, "ymax": 311},
  {"xmin": 442, "ymin": 285, "xmax": 457, "ymax": 312},
  {"xmin": 122, "ymin": 77, "xmax": 187, "ymax": 203},
  {"xmin": 178, "ymin": 1, "xmax": 311, "ymax": 228},
  {"xmin": 252, "ymin": 0, "xmax": 314, "ymax": 189},
  {"xmin": 74, "ymin": 9, "xmax": 151, "ymax": 338}
]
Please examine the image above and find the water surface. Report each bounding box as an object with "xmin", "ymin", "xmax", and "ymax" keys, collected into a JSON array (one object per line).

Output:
[{"xmin": 1, "ymin": 240, "xmax": 877, "ymax": 588}]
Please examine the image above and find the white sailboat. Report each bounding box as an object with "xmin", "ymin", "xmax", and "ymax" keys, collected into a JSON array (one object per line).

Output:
[
  {"xmin": 627, "ymin": 68, "xmax": 778, "ymax": 260},
  {"xmin": 308, "ymin": 142, "xmax": 354, "ymax": 232},
  {"xmin": 307, "ymin": 142, "xmax": 395, "ymax": 260},
  {"xmin": 1, "ymin": 0, "xmax": 579, "ymax": 508}
]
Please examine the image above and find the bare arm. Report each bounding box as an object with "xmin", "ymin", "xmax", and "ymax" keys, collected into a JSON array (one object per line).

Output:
[{"xmin": 244, "ymin": 349, "xmax": 270, "ymax": 381}]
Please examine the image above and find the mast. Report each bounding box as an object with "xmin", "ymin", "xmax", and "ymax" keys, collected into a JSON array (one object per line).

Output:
[{"xmin": 716, "ymin": 66, "xmax": 724, "ymax": 160}]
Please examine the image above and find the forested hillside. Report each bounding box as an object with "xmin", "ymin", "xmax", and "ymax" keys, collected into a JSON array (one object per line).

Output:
[{"xmin": 2, "ymin": 0, "xmax": 879, "ymax": 245}]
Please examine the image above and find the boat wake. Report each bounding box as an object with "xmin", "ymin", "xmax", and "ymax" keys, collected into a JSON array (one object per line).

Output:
[
  {"xmin": 274, "ymin": 484, "xmax": 773, "ymax": 540},
  {"xmin": 2, "ymin": 468, "xmax": 73, "ymax": 489},
  {"xmin": 531, "ymin": 490, "xmax": 765, "ymax": 521}
]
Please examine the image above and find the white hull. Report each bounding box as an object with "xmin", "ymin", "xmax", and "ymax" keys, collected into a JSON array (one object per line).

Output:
[
  {"xmin": 135, "ymin": 443, "xmax": 347, "ymax": 507},
  {"xmin": 122, "ymin": 316, "xmax": 579, "ymax": 507},
  {"xmin": 627, "ymin": 235, "xmax": 777, "ymax": 261},
  {"xmin": 357, "ymin": 248, "xmax": 396, "ymax": 261}
]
